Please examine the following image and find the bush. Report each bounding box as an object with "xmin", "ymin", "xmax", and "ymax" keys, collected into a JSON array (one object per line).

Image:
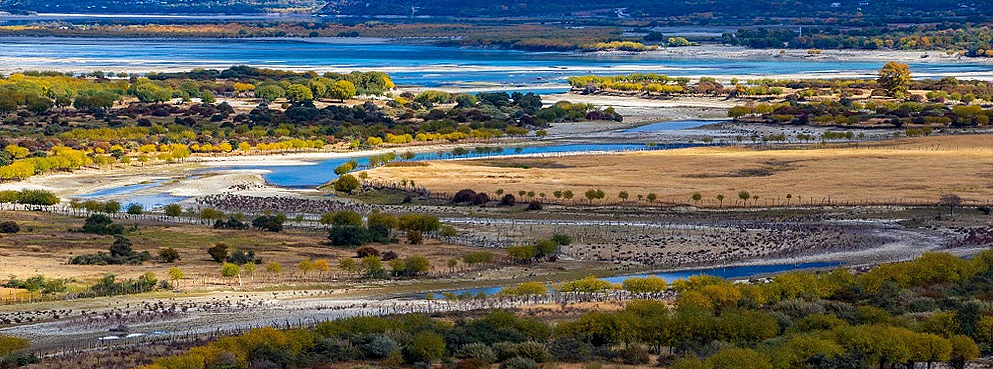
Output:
[
  {"xmin": 252, "ymin": 215, "xmax": 285, "ymax": 232},
  {"xmin": 357, "ymin": 246, "xmax": 381, "ymax": 258},
  {"xmin": 500, "ymin": 357, "xmax": 539, "ymax": 369},
  {"xmin": 159, "ymin": 247, "xmax": 180, "ymax": 262},
  {"xmin": 617, "ymin": 344, "xmax": 650, "ymax": 364},
  {"xmin": 453, "ymin": 189, "xmax": 477, "ymax": 203},
  {"xmin": 226, "ymin": 250, "xmax": 257, "ymax": 265},
  {"xmin": 362, "ymin": 335, "xmax": 401, "ymax": 359},
  {"xmin": 0, "ymin": 220, "xmax": 19, "ymax": 233},
  {"xmin": 329, "ymin": 225, "xmax": 370, "ymax": 246},
  {"xmin": 492, "ymin": 342, "xmax": 519, "ymax": 362},
  {"xmin": 214, "ymin": 217, "xmax": 249, "ymax": 230},
  {"xmin": 80, "ymin": 214, "xmax": 124, "ymax": 235},
  {"xmin": 334, "ymin": 174, "xmax": 361, "ymax": 193},
  {"xmin": 548, "ymin": 337, "xmax": 594, "ymax": 362},
  {"xmin": 407, "ymin": 230, "xmax": 423, "ymax": 245},
  {"xmin": 208, "ymin": 243, "xmax": 229, "ymax": 263},
  {"xmin": 514, "ymin": 341, "xmax": 551, "ymax": 363},
  {"xmin": 69, "ymin": 235, "xmax": 150, "ymax": 265},
  {"xmin": 455, "ymin": 358, "xmax": 489, "ymax": 369},
  {"xmin": 455, "ymin": 343, "xmax": 496, "ymax": 364},
  {"xmin": 525, "ymin": 201, "xmax": 542, "ymax": 211},
  {"xmin": 405, "ymin": 331, "xmax": 446, "ymax": 363},
  {"xmin": 500, "ymin": 194, "xmax": 516, "ymax": 206},
  {"xmin": 313, "ymin": 337, "xmax": 360, "ymax": 362}
]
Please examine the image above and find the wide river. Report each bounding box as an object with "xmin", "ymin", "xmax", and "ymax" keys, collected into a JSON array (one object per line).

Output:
[{"xmin": 2, "ymin": 37, "xmax": 992, "ymax": 90}]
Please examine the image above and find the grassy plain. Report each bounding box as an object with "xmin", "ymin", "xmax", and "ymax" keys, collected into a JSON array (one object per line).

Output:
[
  {"xmin": 0, "ymin": 211, "xmax": 489, "ymax": 285},
  {"xmin": 365, "ymin": 134, "xmax": 993, "ymax": 207}
]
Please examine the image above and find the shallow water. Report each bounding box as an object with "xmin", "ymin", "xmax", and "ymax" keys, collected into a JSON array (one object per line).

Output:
[
  {"xmin": 75, "ymin": 179, "xmax": 170, "ymax": 198},
  {"xmin": 433, "ymin": 261, "xmax": 840, "ymax": 298},
  {"xmin": 216, "ymin": 142, "xmax": 701, "ymax": 188},
  {"xmin": 623, "ymin": 120, "xmax": 725, "ymax": 132}
]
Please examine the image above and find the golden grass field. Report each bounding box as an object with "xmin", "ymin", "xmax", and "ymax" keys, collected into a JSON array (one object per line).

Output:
[{"xmin": 365, "ymin": 134, "xmax": 993, "ymax": 207}]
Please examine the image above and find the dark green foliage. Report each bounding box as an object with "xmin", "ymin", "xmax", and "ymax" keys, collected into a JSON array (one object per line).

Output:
[
  {"xmin": 158, "ymin": 247, "xmax": 180, "ymax": 262},
  {"xmin": 328, "ymin": 225, "xmax": 370, "ymax": 247},
  {"xmin": 0, "ymin": 221, "xmax": 19, "ymax": 233},
  {"xmin": 69, "ymin": 235, "xmax": 150, "ymax": 265},
  {"xmin": 226, "ymin": 249, "xmax": 258, "ymax": 265},
  {"xmin": 90, "ymin": 273, "xmax": 157, "ymax": 296},
  {"xmin": 80, "ymin": 214, "xmax": 124, "ymax": 235},
  {"xmin": 252, "ymin": 214, "xmax": 285, "ymax": 232},
  {"xmin": 214, "ymin": 217, "xmax": 249, "ymax": 230},
  {"xmin": 207, "ymin": 243, "xmax": 229, "ymax": 263}
]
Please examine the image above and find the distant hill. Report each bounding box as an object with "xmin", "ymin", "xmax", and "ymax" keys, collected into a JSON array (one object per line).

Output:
[
  {"xmin": 320, "ymin": 0, "xmax": 991, "ymax": 22},
  {"xmin": 0, "ymin": 0, "xmax": 989, "ymax": 24}
]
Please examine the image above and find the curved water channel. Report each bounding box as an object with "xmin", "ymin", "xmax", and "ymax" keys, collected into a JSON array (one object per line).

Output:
[
  {"xmin": 429, "ymin": 261, "xmax": 841, "ymax": 298},
  {"xmin": 76, "ymin": 120, "xmax": 723, "ymax": 202}
]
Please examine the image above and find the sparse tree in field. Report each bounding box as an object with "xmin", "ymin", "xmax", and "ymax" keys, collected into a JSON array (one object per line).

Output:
[
  {"xmin": 691, "ymin": 192, "xmax": 702, "ymax": 205},
  {"xmin": 618, "ymin": 191, "xmax": 629, "ymax": 202},
  {"xmin": 298, "ymin": 259, "xmax": 315, "ymax": 277},
  {"xmin": 878, "ymin": 61, "xmax": 912, "ymax": 98},
  {"xmin": 647, "ymin": 192, "xmax": 658, "ymax": 205},
  {"xmin": 168, "ymin": 267, "xmax": 183, "ymax": 288},
  {"xmin": 553, "ymin": 190, "xmax": 563, "ymax": 200},
  {"xmin": 716, "ymin": 194, "xmax": 725, "ymax": 208},
  {"xmin": 786, "ymin": 193, "xmax": 793, "ymax": 206},
  {"xmin": 940, "ymin": 193, "xmax": 963, "ymax": 216},
  {"xmin": 314, "ymin": 259, "xmax": 330, "ymax": 276},
  {"xmin": 221, "ymin": 262, "xmax": 241, "ymax": 286},
  {"xmin": 753, "ymin": 195, "xmax": 760, "ymax": 206},
  {"xmin": 126, "ymin": 203, "xmax": 143, "ymax": 215},
  {"xmin": 738, "ymin": 190, "xmax": 751, "ymax": 206},
  {"xmin": 266, "ymin": 262, "xmax": 282, "ymax": 280},
  {"xmin": 495, "ymin": 189, "xmax": 504, "ymax": 196},
  {"xmin": 518, "ymin": 190, "xmax": 526, "ymax": 197},
  {"xmin": 563, "ymin": 190, "xmax": 574, "ymax": 202},
  {"xmin": 243, "ymin": 262, "xmax": 257, "ymax": 281},
  {"xmin": 339, "ymin": 258, "xmax": 358, "ymax": 275},
  {"xmin": 637, "ymin": 194, "xmax": 644, "ymax": 202},
  {"xmin": 447, "ymin": 258, "xmax": 458, "ymax": 273},
  {"xmin": 164, "ymin": 203, "xmax": 183, "ymax": 217}
]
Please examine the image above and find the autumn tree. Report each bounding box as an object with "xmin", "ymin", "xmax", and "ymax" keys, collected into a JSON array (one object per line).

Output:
[{"xmin": 878, "ymin": 61, "xmax": 912, "ymax": 97}]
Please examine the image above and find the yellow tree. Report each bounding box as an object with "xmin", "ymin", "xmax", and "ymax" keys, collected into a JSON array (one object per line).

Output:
[{"xmin": 878, "ymin": 61, "xmax": 912, "ymax": 97}]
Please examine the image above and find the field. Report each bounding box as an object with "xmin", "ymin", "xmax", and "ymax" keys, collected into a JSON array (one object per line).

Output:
[
  {"xmin": 0, "ymin": 210, "xmax": 494, "ymax": 286},
  {"xmin": 365, "ymin": 134, "xmax": 993, "ymax": 207}
]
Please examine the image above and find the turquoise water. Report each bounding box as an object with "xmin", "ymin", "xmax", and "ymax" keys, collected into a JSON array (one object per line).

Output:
[
  {"xmin": 216, "ymin": 142, "xmax": 699, "ymax": 188},
  {"xmin": 75, "ymin": 179, "xmax": 170, "ymax": 198},
  {"xmin": 623, "ymin": 120, "xmax": 725, "ymax": 132},
  {"xmin": 433, "ymin": 261, "xmax": 840, "ymax": 298},
  {"xmin": 2, "ymin": 38, "xmax": 991, "ymax": 89}
]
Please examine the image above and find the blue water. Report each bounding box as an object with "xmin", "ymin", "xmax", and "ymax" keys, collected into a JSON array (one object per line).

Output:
[
  {"xmin": 123, "ymin": 193, "xmax": 190, "ymax": 210},
  {"xmin": 216, "ymin": 142, "xmax": 695, "ymax": 188},
  {"xmin": 434, "ymin": 261, "xmax": 840, "ymax": 298},
  {"xmin": 624, "ymin": 120, "xmax": 724, "ymax": 132},
  {"xmin": 2, "ymin": 38, "xmax": 991, "ymax": 89},
  {"xmin": 75, "ymin": 179, "xmax": 170, "ymax": 198}
]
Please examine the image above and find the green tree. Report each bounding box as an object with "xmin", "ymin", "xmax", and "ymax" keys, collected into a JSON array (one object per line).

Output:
[
  {"xmin": 334, "ymin": 174, "xmax": 360, "ymax": 193},
  {"xmin": 164, "ymin": 203, "xmax": 183, "ymax": 217},
  {"xmin": 407, "ymin": 331, "xmax": 446, "ymax": 363}
]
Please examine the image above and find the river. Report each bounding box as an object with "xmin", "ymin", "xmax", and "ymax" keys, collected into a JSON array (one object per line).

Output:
[{"xmin": 3, "ymin": 37, "xmax": 992, "ymax": 90}]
